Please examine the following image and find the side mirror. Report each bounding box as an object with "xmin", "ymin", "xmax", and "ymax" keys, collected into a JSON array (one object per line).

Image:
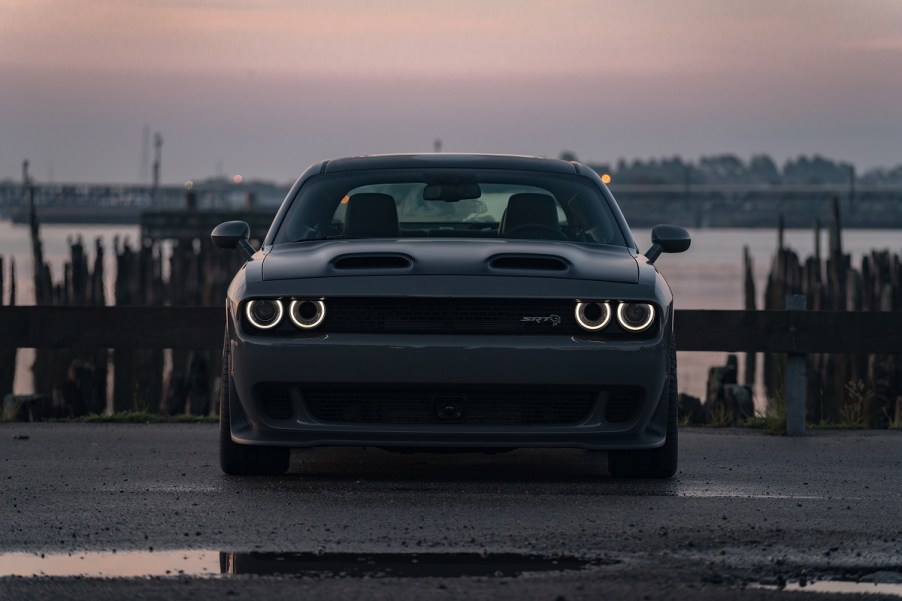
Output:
[
  {"xmin": 644, "ymin": 224, "xmax": 691, "ymax": 264},
  {"xmin": 212, "ymin": 221, "xmax": 255, "ymax": 260}
]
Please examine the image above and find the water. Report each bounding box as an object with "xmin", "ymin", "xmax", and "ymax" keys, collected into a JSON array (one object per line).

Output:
[
  {"xmin": 2, "ymin": 220, "xmax": 900, "ymax": 401},
  {"xmin": 755, "ymin": 580, "xmax": 902, "ymax": 597}
]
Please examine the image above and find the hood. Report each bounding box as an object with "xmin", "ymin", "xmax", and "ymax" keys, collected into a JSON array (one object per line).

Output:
[{"xmin": 261, "ymin": 239, "xmax": 639, "ymax": 284}]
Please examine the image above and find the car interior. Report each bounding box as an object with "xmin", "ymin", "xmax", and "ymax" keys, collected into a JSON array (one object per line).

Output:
[{"xmin": 277, "ymin": 177, "xmax": 624, "ymax": 246}]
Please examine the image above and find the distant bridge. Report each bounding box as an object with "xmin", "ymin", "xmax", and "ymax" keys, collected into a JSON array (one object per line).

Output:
[
  {"xmin": 0, "ymin": 182, "xmax": 240, "ymax": 210},
  {"xmin": 1, "ymin": 182, "xmax": 901, "ymax": 228}
]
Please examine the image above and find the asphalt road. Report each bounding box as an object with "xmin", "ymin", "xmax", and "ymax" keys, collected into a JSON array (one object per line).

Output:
[{"xmin": 1, "ymin": 424, "xmax": 901, "ymax": 600}]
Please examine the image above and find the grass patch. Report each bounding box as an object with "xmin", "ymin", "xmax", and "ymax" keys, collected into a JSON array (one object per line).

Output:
[
  {"xmin": 50, "ymin": 411, "xmax": 217, "ymax": 424},
  {"xmin": 743, "ymin": 391, "xmax": 787, "ymax": 434},
  {"xmin": 809, "ymin": 421, "xmax": 864, "ymax": 430}
]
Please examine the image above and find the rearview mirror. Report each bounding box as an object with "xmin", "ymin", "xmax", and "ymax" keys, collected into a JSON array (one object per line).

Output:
[{"xmin": 422, "ymin": 183, "xmax": 482, "ymax": 202}]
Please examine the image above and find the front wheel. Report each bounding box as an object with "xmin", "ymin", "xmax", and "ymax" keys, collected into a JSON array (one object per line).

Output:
[
  {"xmin": 607, "ymin": 337, "xmax": 678, "ymax": 478},
  {"xmin": 219, "ymin": 329, "xmax": 290, "ymax": 476}
]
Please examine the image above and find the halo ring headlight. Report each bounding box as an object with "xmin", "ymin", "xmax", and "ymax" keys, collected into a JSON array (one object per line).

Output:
[
  {"xmin": 575, "ymin": 301, "xmax": 612, "ymax": 331},
  {"xmin": 616, "ymin": 302, "xmax": 655, "ymax": 332},
  {"xmin": 245, "ymin": 299, "xmax": 284, "ymax": 330},
  {"xmin": 289, "ymin": 299, "xmax": 326, "ymax": 330}
]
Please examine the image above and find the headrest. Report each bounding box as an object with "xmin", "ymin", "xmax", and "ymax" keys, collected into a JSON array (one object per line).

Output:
[
  {"xmin": 344, "ymin": 193, "xmax": 399, "ymax": 238},
  {"xmin": 500, "ymin": 193, "xmax": 559, "ymax": 234}
]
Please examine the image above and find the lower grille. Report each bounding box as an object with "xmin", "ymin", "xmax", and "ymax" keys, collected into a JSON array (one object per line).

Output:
[
  {"xmin": 303, "ymin": 387, "xmax": 597, "ymax": 426},
  {"xmin": 259, "ymin": 386, "xmax": 293, "ymax": 420},
  {"xmin": 604, "ymin": 390, "xmax": 641, "ymax": 422}
]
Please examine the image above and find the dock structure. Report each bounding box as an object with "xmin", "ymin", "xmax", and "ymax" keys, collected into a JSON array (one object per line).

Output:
[
  {"xmin": 139, "ymin": 209, "xmax": 274, "ymax": 242},
  {"xmin": 2, "ymin": 181, "xmax": 902, "ymax": 228}
]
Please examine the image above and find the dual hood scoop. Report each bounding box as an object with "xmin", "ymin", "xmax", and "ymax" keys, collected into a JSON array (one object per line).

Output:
[
  {"xmin": 263, "ymin": 241, "xmax": 638, "ymax": 283},
  {"xmin": 331, "ymin": 253, "xmax": 569, "ymax": 273}
]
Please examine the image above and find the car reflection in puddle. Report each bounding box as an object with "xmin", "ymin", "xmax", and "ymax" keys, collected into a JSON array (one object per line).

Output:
[{"xmin": 221, "ymin": 551, "xmax": 614, "ymax": 577}]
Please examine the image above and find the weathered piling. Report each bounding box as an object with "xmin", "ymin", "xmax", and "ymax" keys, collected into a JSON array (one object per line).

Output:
[
  {"xmin": 27, "ymin": 190, "xmax": 109, "ymax": 417},
  {"xmin": 9, "ymin": 188, "xmax": 259, "ymax": 418},
  {"xmin": 162, "ymin": 235, "xmax": 243, "ymax": 415},
  {"xmin": 742, "ymin": 246, "xmax": 756, "ymax": 387},
  {"xmin": 785, "ymin": 295, "xmax": 807, "ymax": 435},
  {"xmin": 0, "ymin": 257, "xmax": 17, "ymax": 401},
  {"xmin": 111, "ymin": 238, "xmax": 166, "ymax": 413},
  {"xmin": 759, "ymin": 196, "xmax": 900, "ymax": 427}
]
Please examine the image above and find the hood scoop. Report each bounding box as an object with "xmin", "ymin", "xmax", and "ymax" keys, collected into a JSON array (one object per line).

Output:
[
  {"xmin": 332, "ymin": 254, "xmax": 413, "ymax": 270},
  {"xmin": 488, "ymin": 255, "xmax": 569, "ymax": 272},
  {"xmin": 262, "ymin": 240, "xmax": 637, "ymax": 283}
]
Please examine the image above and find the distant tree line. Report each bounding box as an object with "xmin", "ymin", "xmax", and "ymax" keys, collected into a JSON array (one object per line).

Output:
[
  {"xmin": 4, "ymin": 154, "xmax": 901, "ymax": 189},
  {"xmin": 558, "ymin": 151, "xmax": 902, "ymax": 186}
]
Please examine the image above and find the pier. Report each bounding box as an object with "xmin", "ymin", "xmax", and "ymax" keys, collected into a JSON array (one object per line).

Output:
[{"xmin": 3, "ymin": 181, "xmax": 902, "ymax": 228}]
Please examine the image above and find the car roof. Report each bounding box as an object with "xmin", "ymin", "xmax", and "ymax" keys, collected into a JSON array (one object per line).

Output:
[{"xmin": 320, "ymin": 153, "xmax": 580, "ymax": 175}]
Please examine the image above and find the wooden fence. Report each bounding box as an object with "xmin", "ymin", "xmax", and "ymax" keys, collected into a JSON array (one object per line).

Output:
[
  {"xmin": 2, "ymin": 306, "xmax": 901, "ymax": 353},
  {"xmin": 2, "ymin": 306, "xmax": 901, "ymax": 434}
]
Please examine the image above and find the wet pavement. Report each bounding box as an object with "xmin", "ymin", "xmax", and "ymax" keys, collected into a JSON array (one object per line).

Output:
[{"xmin": 1, "ymin": 424, "xmax": 900, "ymax": 599}]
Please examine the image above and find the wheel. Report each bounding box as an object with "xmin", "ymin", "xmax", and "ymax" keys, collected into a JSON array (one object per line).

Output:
[
  {"xmin": 607, "ymin": 336, "xmax": 678, "ymax": 478},
  {"xmin": 219, "ymin": 328, "xmax": 291, "ymax": 475}
]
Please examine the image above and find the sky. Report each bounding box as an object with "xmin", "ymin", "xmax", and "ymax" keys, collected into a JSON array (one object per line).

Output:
[{"xmin": 1, "ymin": 0, "xmax": 901, "ymax": 184}]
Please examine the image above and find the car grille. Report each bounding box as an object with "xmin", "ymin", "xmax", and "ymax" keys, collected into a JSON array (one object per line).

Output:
[
  {"xmin": 258, "ymin": 385, "xmax": 293, "ymax": 420},
  {"xmin": 320, "ymin": 298, "xmax": 578, "ymax": 334},
  {"xmin": 257, "ymin": 384, "xmax": 643, "ymax": 424},
  {"xmin": 604, "ymin": 389, "xmax": 641, "ymax": 422},
  {"xmin": 302, "ymin": 387, "xmax": 597, "ymax": 426}
]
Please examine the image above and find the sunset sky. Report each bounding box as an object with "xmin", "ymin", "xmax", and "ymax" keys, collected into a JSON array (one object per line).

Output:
[{"xmin": 2, "ymin": 0, "xmax": 901, "ymax": 183}]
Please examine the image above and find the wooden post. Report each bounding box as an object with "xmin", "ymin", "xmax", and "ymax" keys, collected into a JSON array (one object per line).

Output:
[
  {"xmin": 742, "ymin": 246, "xmax": 756, "ymax": 387},
  {"xmin": 814, "ymin": 218, "xmax": 821, "ymax": 265},
  {"xmin": 777, "ymin": 214, "xmax": 785, "ymax": 251},
  {"xmin": 786, "ymin": 294, "xmax": 807, "ymax": 436},
  {"xmin": 0, "ymin": 256, "xmax": 15, "ymax": 401}
]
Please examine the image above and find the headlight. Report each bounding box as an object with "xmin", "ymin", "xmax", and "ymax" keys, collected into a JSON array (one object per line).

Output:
[
  {"xmin": 289, "ymin": 299, "xmax": 326, "ymax": 329},
  {"xmin": 245, "ymin": 299, "xmax": 284, "ymax": 329},
  {"xmin": 574, "ymin": 301, "xmax": 612, "ymax": 331},
  {"xmin": 616, "ymin": 302, "xmax": 655, "ymax": 332}
]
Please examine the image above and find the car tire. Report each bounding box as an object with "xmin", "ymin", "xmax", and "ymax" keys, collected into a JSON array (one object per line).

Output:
[
  {"xmin": 607, "ymin": 336, "xmax": 678, "ymax": 479},
  {"xmin": 220, "ymin": 329, "xmax": 291, "ymax": 476}
]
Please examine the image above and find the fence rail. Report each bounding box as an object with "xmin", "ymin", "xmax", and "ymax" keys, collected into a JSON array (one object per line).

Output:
[
  {"xmin": 1, "ymin": 306, "xmax": 901, "ymax": 353},
  {"xmin": 3, "ymin": 306, "xmax": 900, "ymax": 434}
]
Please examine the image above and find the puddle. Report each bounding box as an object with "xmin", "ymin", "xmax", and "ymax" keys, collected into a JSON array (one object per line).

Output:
[
  {"xmin": 757, "ymin": 580, "xmax": 902, "ymax": 597},
  {"xmin": 0, "ymin": 550, "xmax": 220, "ymax": 578},
  {"xmin": 0, "ymin": 550, "xmax": 610, "ymax": 579},
  {"xmin": 223, "ymin": 551, "xmax": 611, "ymax": 577}
]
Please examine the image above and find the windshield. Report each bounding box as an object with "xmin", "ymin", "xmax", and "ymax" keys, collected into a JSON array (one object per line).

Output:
[{"xmin": 273, "ymin": 169, "xmax": 626, "ymax": 246}]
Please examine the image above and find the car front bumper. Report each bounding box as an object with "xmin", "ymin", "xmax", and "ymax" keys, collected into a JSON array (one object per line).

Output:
[{"xmin": 227, "ymin": 329, "xmax": 673, "ymax": 451}]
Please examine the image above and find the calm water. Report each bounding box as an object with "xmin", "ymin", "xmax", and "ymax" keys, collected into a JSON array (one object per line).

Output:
[{"xmin": 1, "ymin": 220, "xmax": 899, "ymax": 401}]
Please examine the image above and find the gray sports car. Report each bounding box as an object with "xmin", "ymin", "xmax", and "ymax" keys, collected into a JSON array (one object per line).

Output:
[{"xmin": 212, "ymin": 154, "xmax": 690, "ymax": 477}]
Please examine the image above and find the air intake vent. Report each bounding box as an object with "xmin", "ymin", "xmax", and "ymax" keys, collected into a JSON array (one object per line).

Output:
[
  {"xmin": 258, "ymin": 385, "xmax": 293, "ymax": 420},
  {"xmin": 489, "ymin": 256, "xmax": 568, "ymax": 271},
  {"xmin": 605, "ymin": 389, "xmax": 641, "ymax": 422},
  {"xmin": 332, "ymin": 255, "xmax": 413, "ymax": 270}
]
